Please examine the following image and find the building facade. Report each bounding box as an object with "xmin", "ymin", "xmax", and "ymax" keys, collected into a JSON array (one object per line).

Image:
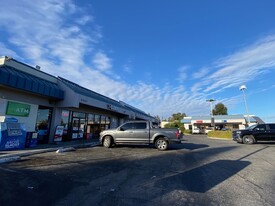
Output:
[
  {"xmin": 181, "ymin": 115, "xmax": 264, "ymax": 133},
  {"xmin": 0, "ymin": 56, "xmax": 156, "ymax": 145}
]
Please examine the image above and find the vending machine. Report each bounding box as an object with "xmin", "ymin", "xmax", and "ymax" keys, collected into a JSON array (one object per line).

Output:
[{"xmin": 0, "ymin": 117, "xmax": 26, "ymax": 150}]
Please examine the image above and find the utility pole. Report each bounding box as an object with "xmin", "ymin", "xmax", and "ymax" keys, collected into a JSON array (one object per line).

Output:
[
  {"xmin": 239, "ymin": 85, "xmax": 250, "ymax": 125},
  {"xmin": 206, "ymin": 99, "xmax": 216, "ymax": 128}
]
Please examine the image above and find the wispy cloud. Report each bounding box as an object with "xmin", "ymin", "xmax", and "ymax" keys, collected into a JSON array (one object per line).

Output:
[
  {"xmin": 203, "ymin": 35, "xmax": 275, "ymax": 93},
  {"xmin": 192, "ymin": 67, "xmax": 210, "ymax": 79},
  {"xmin": 177, "ymin": 66, "xmax": 188, "ymax": 83},
  {"xmin": 92, "ymin": 52, "xmax": 112, "ymax": 72}
]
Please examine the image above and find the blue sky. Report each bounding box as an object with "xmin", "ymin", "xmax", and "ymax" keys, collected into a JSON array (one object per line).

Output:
[{"xmin": 1, "ymin": 0, "xmax": 275, "ymax": 122}]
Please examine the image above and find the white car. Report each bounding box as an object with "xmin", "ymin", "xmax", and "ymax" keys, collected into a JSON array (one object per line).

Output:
[
  {"xmin": 192, "ymin": 128, "xmax": 201, "ymax": 134},
  {"xmin": 205, "ymin": 127, "xmax": 214, "ymax": 134}
]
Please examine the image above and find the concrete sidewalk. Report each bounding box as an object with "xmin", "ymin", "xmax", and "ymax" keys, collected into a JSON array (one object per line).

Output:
[{"xmin": 0, "ymin": 139, "xmax": 100, "ymax": 164}]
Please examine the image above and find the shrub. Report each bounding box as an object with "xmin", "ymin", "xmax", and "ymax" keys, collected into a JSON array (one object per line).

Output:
[
  {"xmin": 164, "ymin": 122, "xmax": 187, "ymax": 134},
  {"xmin": 179, "ymin": 125, "xmax": 185, "ymax": 133},
  {"xmin": 207, "ymin": 130, "xmax": 232, "ymax": 139},
  {"xmin": 184, "ymin": 129, "xmax": 192, "ymax": 134}
]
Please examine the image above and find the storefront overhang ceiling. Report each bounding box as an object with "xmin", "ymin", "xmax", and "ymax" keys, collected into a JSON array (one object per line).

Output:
[
  {"xmin": 59, "ymin": 76, "xmax": 132, "ymax": 114},
  {"xmin": 0, "ymin": 65, "xmax": 64, "ymax": 100}
]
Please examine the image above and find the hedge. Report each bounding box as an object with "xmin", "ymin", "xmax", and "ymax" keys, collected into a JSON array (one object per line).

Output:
[{"xmin": 207, "ymin": 130, "xmax": 232, "ymax": 139}]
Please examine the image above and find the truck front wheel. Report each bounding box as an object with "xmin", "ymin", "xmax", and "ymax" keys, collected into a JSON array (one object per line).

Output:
[
  {"xmin": 155, "ymin": 137, "xmax": 168, "ymax": 151},
  {"xmin": 103, "ymin": 136, "xmax": 113, "ymax": 148},
  {"xmin": 242, "ymin": 135, "xmax": 256, "ymax": 144}
]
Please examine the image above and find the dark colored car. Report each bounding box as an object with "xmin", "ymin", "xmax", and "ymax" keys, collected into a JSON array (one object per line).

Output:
[{"xmin": 232, "ymin": 123, "xmax": 275, "ymax": 144}]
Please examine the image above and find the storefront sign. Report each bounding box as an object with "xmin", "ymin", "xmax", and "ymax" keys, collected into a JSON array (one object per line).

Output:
[
  {"xmin": 196, "ymin": 120, "xmax": 203, "ymax": 123},
  {"xmin": 54, "ymin": 125, "xmax": 64, "ymax": 142},
  {"xmin": 6, "ymin": 101, "xmax": 30, "ymax": 117}
]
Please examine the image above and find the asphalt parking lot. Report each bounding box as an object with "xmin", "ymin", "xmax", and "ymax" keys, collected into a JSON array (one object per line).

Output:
[{"xmin": 1, "ymin": 135, "xmax": 275, "ymax": 206}]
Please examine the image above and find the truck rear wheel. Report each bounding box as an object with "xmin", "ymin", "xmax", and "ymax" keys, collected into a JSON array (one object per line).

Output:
[
  {"xmin": 155, "ymin": 137, "xmax": 168, "ymax": 151},
  {"xmin": 243, "ymin": 135, "xmax": 256, "ymax": 144},
  {"xmin": 103, "ymin": 136, "xmax": 113, "ymax": 148}
]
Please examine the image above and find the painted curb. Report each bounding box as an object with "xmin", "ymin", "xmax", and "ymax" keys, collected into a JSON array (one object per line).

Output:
[
  {"xmin": 208, "ymin": 137, "xmax": 232, "ymax": 140},
  {"xmin": 0, "ymin": 142, "xmax": 100, "ymax": 163},
  {"xmin": 0, "ymin": 156, "xmax": 20, "ymax": 164},
  {"xmin": 56, "ymin": 147, "xmax": 76, "ymax": 153}
]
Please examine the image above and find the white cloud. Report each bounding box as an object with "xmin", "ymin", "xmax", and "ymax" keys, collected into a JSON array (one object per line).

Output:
[
  {"xmin": 92, "ymin": 52, "xmax": 112, "ymax": 71},
  {"xmin": 177, "ymin": 66, "xmax": 188, "ymax": 83},
  {"xmin": 76, "ymin": 15, "xmax": 93, "ymax": 25},
  {"xmin": 202, "ymin": 35, "xmax": 275, "ymax": 93},
  {"xmin": 0, "ymin": 43, "xmax": 20, "ymax": 59},
  {"xmin": 192, "ymin": 67, "xmax": 210, "ymax": 79}
]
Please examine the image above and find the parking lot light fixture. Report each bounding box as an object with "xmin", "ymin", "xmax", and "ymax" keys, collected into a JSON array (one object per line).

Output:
[
  {"xmin": 239, "ymin": 85, "xmax": 250, "ymax": 125},
  {"xmin": 206, "ymin": 99, "xmax": 216, "ymax": 128},
  {"xmin": 206, "ymin": 99, "xmax": 215, "ymax": 116}
]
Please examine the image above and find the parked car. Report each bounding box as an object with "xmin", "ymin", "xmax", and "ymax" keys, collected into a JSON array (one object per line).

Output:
[
  {"xmin": 232, "ymin": 123, "xmax": 275, "ymax": 144},
  {"xmin": 99, "ymin": 121, "xmax": 183, "ymax": 150},
  {"xmin": 192, "ymin": 127, "xmax": 201, "ymax": 134},
  {"xmin": 204, "ymin": 127, "xmax": 214, "ymax": 134}
]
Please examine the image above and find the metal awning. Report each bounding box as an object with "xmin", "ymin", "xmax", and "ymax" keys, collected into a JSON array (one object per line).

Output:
[{"xmin": 0, "ymin": 65, "xmax": 64, "ymax": 100}]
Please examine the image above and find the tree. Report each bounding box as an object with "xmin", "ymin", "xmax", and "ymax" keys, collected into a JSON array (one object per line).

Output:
[
  {"xmin": 168, "ymin": 113, "xmax": 187, "ymax": 122},
  {"xmin": 212, "ymin": 103, "xmax": 228, "ymax": 115},
  {"xmin": 154, "ymin": 115, "xmax": 161, "ymax": 123}
]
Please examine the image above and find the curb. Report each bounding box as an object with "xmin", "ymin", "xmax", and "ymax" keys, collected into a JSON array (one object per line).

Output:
[
  {"xmin": 56, "ymin": 147, "xmax": 76, "ymax": 153},
  {"xmin": 0, "ymin": 156, "xmax": 21, "ymax": 164},
  {"xmin": 0, "ymin": 142, "xmax": 100, "ymax": 164},
  {"xmin": 208, "ymin": 137, "xmax": 232, "ymax": 140}
]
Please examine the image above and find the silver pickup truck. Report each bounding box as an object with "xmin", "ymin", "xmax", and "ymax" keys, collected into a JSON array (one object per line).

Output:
[{"xmin": 99, "ymin": 121, "xmax": 183, "ymax": 150}]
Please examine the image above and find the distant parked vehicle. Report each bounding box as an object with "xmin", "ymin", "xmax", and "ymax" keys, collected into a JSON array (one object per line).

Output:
[
  {"xmin": 192, "ymin": 127, "xmax": 201, "ymax": 134},
  {"xmin": 232, "ymin": 123, "xmax": 275, "ymax": 144},
  {"xmin": 204, "ymin": 127, "xmax": 214, "ymax": 134}
]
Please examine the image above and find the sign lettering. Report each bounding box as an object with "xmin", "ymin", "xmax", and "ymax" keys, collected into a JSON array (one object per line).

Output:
[{"xmin": 6, "ymin": 101, "xmax": 31, "ymax": 117}]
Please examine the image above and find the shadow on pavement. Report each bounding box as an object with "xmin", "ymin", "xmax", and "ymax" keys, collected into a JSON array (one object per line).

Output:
[
  {"xmin": 155, "ymin": 159, "xmax": 251, "ymax": 193},
  {"xmin": 169, "ymin": 142, "xmax": 209, "ymax": 151}
]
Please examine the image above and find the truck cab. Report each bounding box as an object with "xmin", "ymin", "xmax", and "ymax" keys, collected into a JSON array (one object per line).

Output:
[{"xmin": 232, "ymin": 123, "xmax": 275, "ymax": 144}]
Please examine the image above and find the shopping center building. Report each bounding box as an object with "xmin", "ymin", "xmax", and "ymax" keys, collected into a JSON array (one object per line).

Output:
[
  {"xmin": 181, "ymin": 115, "xmax": 264, "ymax": 133},
  {"xmin": 0, "ymin": 56, "xmax": 156, "ymax": 145}
]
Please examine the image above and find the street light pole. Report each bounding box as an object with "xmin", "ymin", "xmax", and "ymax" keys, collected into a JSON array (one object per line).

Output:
[
  {"xmin": 239, "ymin": 85, "xmax": 250, "ymax": 125},
  {"xmin": 206, "ymin": 99, "xmax": 216, "ymax": 128}
]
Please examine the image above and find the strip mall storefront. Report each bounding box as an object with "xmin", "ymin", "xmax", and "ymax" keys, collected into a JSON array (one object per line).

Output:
[
  {"xmin": 181, "ymin": 115, "xmax": 262, "ymax": 133},
  {"xmin": 0, "ymin": 56, "xmax": 155, "ymax": 148}
]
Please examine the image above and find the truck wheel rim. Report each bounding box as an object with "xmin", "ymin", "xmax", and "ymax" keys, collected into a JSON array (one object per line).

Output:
[
  {"xmin": 244, "ymin": 137, "xmax": 251, "ymax": 143},
  {"xmin": 157, "ymin": 140, "xmax": 166, "ymax": 149}
]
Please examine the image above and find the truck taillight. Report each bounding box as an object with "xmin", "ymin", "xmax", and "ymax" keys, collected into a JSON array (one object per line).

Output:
[{"xmin": 175, "ymin": 130, "xmax": 180, "ymax": 138}]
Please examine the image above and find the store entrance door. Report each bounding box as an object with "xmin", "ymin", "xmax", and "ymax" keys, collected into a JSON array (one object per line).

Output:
[
  {"xmin": 71, "ymin": 117, "xmax": 85, "ymax": 139},
  {"xmin": 36, "ymin": 106, "xmax": 52, "ymax": 144}
]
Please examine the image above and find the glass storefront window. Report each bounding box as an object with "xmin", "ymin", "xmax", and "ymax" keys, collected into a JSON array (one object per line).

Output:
[
  {"xmin": 73, "ymin": 112, "xmax": 86, "ymax": 118},
  {"xmin": 36, "ymin": 107, "xmax": 52, "ymax": 144},
  {"xmin": 106, "ymin": 117, "xmax": 110, "ymax": 124},
  {"xmin": 101, "ymin": 115, "xmax": 106, "ymax": 124},
  {"xmin": 88, "ymin": 114, "xmax": 95, "ymax": 124},
  {"xmin": 61, "ymin": 110, "xmax": 69, "ymax": 129},
  {"xmin": 95, "ymin": 115, "xmax": 100, "ymax": 124},
  {"xmin": 60, "ymin": 111, "xmax": 112, "ymax": 140}
]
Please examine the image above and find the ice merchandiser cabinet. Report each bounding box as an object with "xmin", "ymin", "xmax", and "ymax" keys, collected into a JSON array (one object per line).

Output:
[{"xmin": 0, "ymin": 118, "xmax": 26, "ymax": 150}]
